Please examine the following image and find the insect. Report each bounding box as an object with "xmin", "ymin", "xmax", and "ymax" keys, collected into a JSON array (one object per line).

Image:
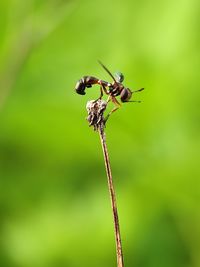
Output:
[{"xmin": 75, "ymin": 61, "xmax": 144, "ymax": 120}]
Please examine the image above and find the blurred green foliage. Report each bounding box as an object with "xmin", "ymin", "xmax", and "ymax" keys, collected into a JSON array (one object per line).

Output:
[{"xmin": 0, "ymin": 0, "xmax": 200, "ymax": 266}]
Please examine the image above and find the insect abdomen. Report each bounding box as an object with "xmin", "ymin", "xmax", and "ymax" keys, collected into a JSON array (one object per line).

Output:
[{"xmin": 75, "ymin": 76, "xmax": 99, "ymax": 95}]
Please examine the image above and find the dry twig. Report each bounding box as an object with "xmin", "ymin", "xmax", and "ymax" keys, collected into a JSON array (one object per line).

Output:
[{"xmin": 86, "ymin": 99, "xmax": 124, "ymax": 267}]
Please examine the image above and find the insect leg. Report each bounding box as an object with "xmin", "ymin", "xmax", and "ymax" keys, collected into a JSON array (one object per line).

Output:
[
  {"xmin": 103, "ymin": 85, "xmax": 109, "ymax": 95},
  {"xmin": 125, "ymin": 100, "xmax": 141, "ymax": 103},
  {"xmin": 93, "ymin": 80, "xmax": 110, "ymax": 101},
  {"xmin": 112, "ymin": 96, "xmax": 121, "ymax": 106},
  {"xmin": 104, "ymin": 97, "xmax": 121, "ymax": 122},
  {"xmin": 99, "ymin": 86, "xmax": 104, "ymax": 99},
  {"xmin": 104, "ymin": 106, "xmax": 119, "ymax": 122},
  {"xmin": 95, "ymin": 83, "xmax": 110, "ymax": 102},
  {"xmin": 107, "ymin": 96, "xmax": 111, "ymax": 103}
]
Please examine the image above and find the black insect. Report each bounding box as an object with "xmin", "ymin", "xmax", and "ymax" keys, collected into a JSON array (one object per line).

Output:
[{"xmin": 75, "ymin": 61, "xmax": 144, "ymax": 118}]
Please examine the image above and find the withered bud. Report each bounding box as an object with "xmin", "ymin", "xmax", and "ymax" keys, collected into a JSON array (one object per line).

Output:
[{"xmin": 86, "ymin": 99, "xmax": 107, "ymax": 131}]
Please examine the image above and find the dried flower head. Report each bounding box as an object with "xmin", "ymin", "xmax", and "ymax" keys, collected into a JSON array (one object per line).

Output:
[{"xmin": 86, "ymin": 99, "xmax": 107, "ymax": 131}]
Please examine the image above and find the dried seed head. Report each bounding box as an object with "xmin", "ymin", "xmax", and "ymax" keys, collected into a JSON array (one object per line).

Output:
[{"xmin": 86, "ymin": 99, "xmax": 107, "ymax": 131}]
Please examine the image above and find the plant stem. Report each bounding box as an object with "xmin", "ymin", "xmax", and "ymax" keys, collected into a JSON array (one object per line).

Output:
[{"xmin": 98, "ymin": 126, "xmax": 124, "ymax": 267}]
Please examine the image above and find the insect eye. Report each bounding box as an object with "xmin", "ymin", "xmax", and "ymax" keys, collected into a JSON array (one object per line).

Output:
[
  {"xmin": 120, "ymin": 88, "xmax": 132, "ymax": 102},
  {"xmin": 115, "ymin": 72, "xmax": 124, "ymax": 83}
]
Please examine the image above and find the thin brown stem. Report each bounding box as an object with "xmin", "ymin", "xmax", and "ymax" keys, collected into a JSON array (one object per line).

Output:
[
  {"xmin": 98, "ymin": 127, "xmax": 124, "ymax": 267},
  {"xmin": 86, "ymin": 99, "xmax": 124, "ymax": 266}
]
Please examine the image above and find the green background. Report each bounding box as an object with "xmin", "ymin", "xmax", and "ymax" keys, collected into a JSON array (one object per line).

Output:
[{"xmin": 0, "ymin": 0, "xmax": 200, "ymax": 266}]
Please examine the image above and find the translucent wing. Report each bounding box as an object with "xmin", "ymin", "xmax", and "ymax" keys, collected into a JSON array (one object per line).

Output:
[{"xmin": 98, "ymin": 60, "xmax": 116, "ymax": 82}]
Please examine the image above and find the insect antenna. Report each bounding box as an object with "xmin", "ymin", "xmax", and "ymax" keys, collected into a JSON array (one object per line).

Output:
[
  {"xmin": 132, "ymin": 88, "xmax": 144, "ymax": 93},
  {"xmin": 98, "ymin": 60, "xmax": 117, "ymax": 82}
]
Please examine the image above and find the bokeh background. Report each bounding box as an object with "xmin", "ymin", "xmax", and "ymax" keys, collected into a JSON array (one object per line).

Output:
[{"xmin": 0, "ymin": 0, "xmax": 200, "ymax": 266}]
